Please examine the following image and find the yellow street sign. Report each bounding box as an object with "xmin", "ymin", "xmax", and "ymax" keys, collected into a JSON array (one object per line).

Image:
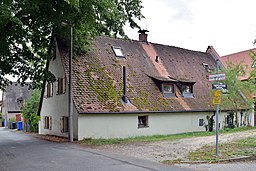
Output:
[
  {"xmin": 213, "ymin": 96, "xmax": 221, "ymax": 104},
  {"xmin": 214, "ymin": 90, "xmax": 221, "ymax": 97}
]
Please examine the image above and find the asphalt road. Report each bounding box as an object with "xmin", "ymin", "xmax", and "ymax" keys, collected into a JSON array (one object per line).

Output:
[{"xmin": 0, "ymin": 127, "xmax": 192, "ymax": 171}]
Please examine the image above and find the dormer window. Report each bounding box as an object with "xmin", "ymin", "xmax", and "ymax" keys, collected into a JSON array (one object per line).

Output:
[
  {"xmin": 181, "ymin": 84, "xmax": 194, "ymax": 98},
  {"xmin": 162, "ymin": 83, "xmax": 174, "ymax": 93},
  {"xmin": 112, "ymin": 46, "xmax": 124, "ymax": 58},
  {"xmin": 162, "ymin": 83, "xmax": 175, "ymax": 98}
]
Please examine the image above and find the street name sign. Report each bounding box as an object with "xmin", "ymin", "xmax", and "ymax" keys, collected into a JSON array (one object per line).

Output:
[
  {"xmin": 208, "ymin": 73, "xmax": 226, "ymax": 82},
  {"xmin": 212, "ymin": 84, "xmax": 227, "ymax": 90}
]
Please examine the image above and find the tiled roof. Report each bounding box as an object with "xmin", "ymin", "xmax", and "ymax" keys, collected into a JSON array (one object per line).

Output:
[
  {"xmin": 220, "ymin": 48, "xmax": 256, "ymax": 80},
  {"xmin": 59, "ymin": 36, "xmax": 217, "ymax": 113}
]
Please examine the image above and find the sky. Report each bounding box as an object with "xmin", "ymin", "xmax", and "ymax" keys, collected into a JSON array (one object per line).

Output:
[{"xmin": 124, "ymin": 0, "xmax": 256, "ymax": 57}]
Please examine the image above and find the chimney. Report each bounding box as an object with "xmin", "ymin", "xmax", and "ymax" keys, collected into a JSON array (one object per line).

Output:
[{"xmin": 138, "ymin": 29, "xmax": 149, "ymax": 43}]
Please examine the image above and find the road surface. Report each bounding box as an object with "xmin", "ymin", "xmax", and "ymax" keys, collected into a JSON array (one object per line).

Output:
[{"xmin": 0, "ymin": 128, "xmax": 191, "ymax": 171}]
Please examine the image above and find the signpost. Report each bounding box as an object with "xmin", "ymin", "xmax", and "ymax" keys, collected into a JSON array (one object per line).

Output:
[{"xmin": 209, "ymin": 60, "xmax": 226, "ymax": 157}]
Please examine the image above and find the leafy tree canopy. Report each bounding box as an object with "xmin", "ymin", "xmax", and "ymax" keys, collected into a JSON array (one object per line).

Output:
[
  {"xmin": 220, "ymin": 55, "xmax": 256, "ymax": 126},
  {"xmin": 0, "ymin": 0, "xmax": 144, "ymax": 89},
  {"xmin": 21, "ymin": 88, "xmax": 41, "ymax": 132}
]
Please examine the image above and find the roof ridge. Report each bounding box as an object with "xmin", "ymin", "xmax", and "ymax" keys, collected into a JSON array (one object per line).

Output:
[{"xmin": 222, "ymin": 48, "xmax": 256, "ymax": 57}]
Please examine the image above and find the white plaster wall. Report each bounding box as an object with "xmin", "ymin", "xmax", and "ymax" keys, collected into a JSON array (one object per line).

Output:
[
  {"xmin": 78, "ymin": 112, "xmax": 215, "ymax": 140},
  {"xmin": 39, "ymin": 45, "xmax": 78, "ymax": 139}
]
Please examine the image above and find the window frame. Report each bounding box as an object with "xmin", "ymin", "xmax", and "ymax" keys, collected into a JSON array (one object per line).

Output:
[
  {"xmin": 161, "ymin": 83, "xmax": 175, "ymax": 98},
  {"xmin": 44, "ymin": 116, "xmax": 52, "ymax": 130},
  {"xmin": 56, "ymin": 75, "xmax": 66, "ymax": 95},
  {"xmin": 138, "ymin": 115, "xmax": 149, "ymax": 128},
  {"xmin": 45, "ymin": 82, "xmax": 53, "ymax": 98},
  {"xmin": 112, "ymin": 46, "xmax": 125, "ymax": 58},
  {"xmin": 199, "ymin": 119, "xmax": 204, "ymax": 127},
  {"xmin": 60, "ymin": 116, "xmax": 69, "ymax": 133},
  {"xmin": 181, "ymin": 84, "xmax": 194, "ymax": 97}
]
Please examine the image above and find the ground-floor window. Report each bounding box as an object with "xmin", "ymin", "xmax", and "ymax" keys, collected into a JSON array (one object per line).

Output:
[
  {"xmin": 138, "ymin": 115, "xmax": 148, "ymax": 128},
  {"xmin": 44, "ymin": 116, "xmax": 52, "ymax": 130},
  {"xmin": 60, "ymin": 116, "xmax": 69, "ymax": 133},
  {"xmin": 199, "ymin": 119, "xmax": 204, "ymax": 126}
]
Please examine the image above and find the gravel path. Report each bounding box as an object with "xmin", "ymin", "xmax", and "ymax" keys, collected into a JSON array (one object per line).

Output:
[{"xmin": 94, "ymin": 130, "xmax": 256, "ymax": 162}]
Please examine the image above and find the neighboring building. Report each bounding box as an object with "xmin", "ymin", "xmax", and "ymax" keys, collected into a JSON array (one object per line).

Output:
[
  {"xmin": 39, "ymin": 31, "xmax": 252, "ymax": 140},
  {"xmin": 220, "ymin": 48, "xmax": 256, "ymax": 126},
  {"xmin": 1, "ymin": 83, "xmax": 32, "ymax": 128}
]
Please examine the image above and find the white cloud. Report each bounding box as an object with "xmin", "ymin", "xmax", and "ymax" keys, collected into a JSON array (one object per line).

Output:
[{"xmin": 125, "ymin": 0, "xmax": 256, "ymax": 56}]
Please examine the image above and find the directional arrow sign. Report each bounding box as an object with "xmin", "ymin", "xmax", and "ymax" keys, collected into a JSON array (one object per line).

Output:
[{"xmin": 208, "ymin": 73, "xmax": 226, "ymax": 82}]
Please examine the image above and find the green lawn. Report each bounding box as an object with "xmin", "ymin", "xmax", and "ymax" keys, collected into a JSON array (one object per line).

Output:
[
  {"xmin": 187, "ymin": 136, "xmax": 256, "ymax": 162},
  {"xmin": 80, "ymin": 126, "xmax": 256, "ymax": 146}
]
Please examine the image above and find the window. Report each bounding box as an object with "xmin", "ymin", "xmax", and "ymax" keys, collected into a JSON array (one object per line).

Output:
[
  {"xmin": 162, "ymin": 83, "xmax": 174, "ymax": 93},
  {"xmin": 56, "ymin": 76, "xmax": 66, "ymax": 95},
  {"xmin": 17, "ymin": 97, "xmax": 24, "ymax": 107},
  {"xmin": 60, "ymin": 116, "xmax": 69, "ymax": 133},
  {"xmin": 112, "ymin": 46, "xmax": 124, "ymax": 58},
  {"xmin": 162, "ymin": 83, "xmax": 175, "ymax": 98},
  {"xmin": 44, "ymin": 116, "xmax": 52, "ymax": 130},
  {"xmin": 138, "ymin": 115, "xmax": 148, "ymax": 128},
  {"xmin": 182, "ymin": 84, "xmax": 194, "ymax": 97},
  {"xmin": 199, "ymin": 119, "xmax": 204, "ymax": 127},
  {"xmin": 45, "ymin": 82, "xmax": 53, "ymax": 98}
]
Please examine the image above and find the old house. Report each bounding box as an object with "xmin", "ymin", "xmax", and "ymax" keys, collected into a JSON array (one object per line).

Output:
[
  {"xmin": 220, "ymin": 48, "xmax": 256, "ymax": 126},
  {"xmin": 1, "ymin": 83, "xmax": 32, "ymax": 128},
  {"xmin": 39, "ymin": 31, "xmax": 252, "ymax": 140}
]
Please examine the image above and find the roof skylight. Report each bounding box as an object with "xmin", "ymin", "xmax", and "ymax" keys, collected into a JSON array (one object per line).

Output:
[{"xmin": 112, "ymin": 46, "xmax": 124, "ymax": 58}]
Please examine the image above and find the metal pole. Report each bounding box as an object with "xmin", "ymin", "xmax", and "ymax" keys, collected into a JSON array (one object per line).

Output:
[
  {"xmin": 216, "ymin": 59, "xmax": 219, "ymax": 157},
  {"xmin": 69, "ymin": 25, "xmax": 73, "ymax": 142}
]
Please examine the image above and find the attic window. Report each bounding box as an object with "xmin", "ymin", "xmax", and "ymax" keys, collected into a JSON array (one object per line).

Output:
[
  {"xmin": 162, "ymin": 83, "xmax": 175, "ymax": 98},
  {"xmin": 112, "ymin": 46, "xmax": 124, "ymax": 58},
  {"xmin": 182, "ymin": 84, "xmax": 194, "ymax": 98}
]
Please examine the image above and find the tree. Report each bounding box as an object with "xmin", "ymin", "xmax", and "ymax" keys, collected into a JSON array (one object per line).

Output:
[
  {"xmin": 220, "ymin": 60, "xmax": 256, "ymax": 127},
  {"xmin": 21, "ymin": 89, "xmax": 41, "ymax": 132},
  {"xmin": 0, "ymin": 0, "xmax": 144, "ymax": 89}
]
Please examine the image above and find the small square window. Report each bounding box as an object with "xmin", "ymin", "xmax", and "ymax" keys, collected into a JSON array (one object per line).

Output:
[
  {"xmin": 138, "ymin": 116, "xmax": 148, "ymax": 128},
  {"xmin": 162, "ymin": 83, "xmax": 175, "ymax": 98},
  {"xmin": 199, "ymin": 119, "xmax": 204, "ymax": 127},
  {"xmin": 182, "ymin": 85, "xmax": 192, "ymax": 93},
  {"xmin": 182, "ymin": 84, "xmax": 194, "ymax": 98},
  {"xmin": 112, "ymin": 46, "xmax": 124, "ymax": 57},
  {"xmin": 162, "ymin": 83, "xmax": 174, "ymax": 93}
]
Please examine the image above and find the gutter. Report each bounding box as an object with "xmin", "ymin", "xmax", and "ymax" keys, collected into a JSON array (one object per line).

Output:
[{"xmin": 79, "ymin": 109, "xmax": 217, "ymax": 115}]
